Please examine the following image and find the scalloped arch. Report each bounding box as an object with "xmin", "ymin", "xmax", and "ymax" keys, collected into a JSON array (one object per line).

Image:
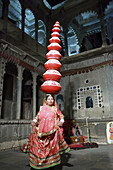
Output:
[
  {"xmin": 5, "ymin": 62, "xmax": 18, "ymax": 76},
  {"xmin": 104, "ymin": 0, "xmax": 113, "ymax": 15}
]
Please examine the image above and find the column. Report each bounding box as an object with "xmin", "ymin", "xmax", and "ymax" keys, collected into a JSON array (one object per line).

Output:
[
  {"xmin": 63, "ymin": 27, "xmax": 68, "ymax": 57},
  {"xmin": 35, "ymin": 16, "xmax": 38, "ymax": 52},
  {"xmin": 98, "ymin": 2, "xmax": 107, "ymax": 46},
  {"xmin": 0, "ymin": 57, "xmax": 6, "ymax": 118},
  {"xmin": 2, "ymin": 0, "xmax": 9, "ymax": 35},
  {"xmin": 21, "ymin": 6, "xmax": 25, "ymax": 41},
  {"xmin": 16, "ymin": 65, "xmax": 23, "ymax": 119},
  {"xmin": 32, "ymin": 72, "xmax": 37, "ymax": 119},
  {"xmin": 46, "ymin": 19, "xmax": 52, "ymax": 53},
  {"xmin": 99, "ymin": 15, "xmax": 107, "ymax": 46}
]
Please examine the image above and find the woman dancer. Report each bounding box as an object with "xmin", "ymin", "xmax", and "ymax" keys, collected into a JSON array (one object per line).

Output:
[{"xmin": 23, "ymin": 94, "xmax": 70, "ymax": 169}]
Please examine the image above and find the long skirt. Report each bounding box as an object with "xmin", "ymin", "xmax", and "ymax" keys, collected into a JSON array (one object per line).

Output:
[{"xmin": 23, "ymin": 126, "xmax": 70, "ymax": 169}]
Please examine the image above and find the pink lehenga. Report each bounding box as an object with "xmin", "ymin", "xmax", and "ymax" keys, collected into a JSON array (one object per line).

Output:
[{"xmin": 22, "ymin": 104, "xmax": 70, "ymax": 169}]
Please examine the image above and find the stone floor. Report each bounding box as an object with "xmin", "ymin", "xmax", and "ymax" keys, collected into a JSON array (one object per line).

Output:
[{"xmin": 0, "ymin": 144, "xmax": 113, "ymax": 170}]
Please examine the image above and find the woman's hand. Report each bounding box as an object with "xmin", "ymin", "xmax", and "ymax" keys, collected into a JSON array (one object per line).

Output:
[
  {"xmin": 31, "ymin": 121, "xmax": 36, "ymax": 126},
  {"xmin": 58, "ymin": 121, "xmax": 63, "ymax": 127}
]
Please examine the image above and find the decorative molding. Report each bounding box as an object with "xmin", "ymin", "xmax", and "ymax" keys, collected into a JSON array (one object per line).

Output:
[
  {"xmin": 0, "ymin": 52, "xmax": 43, "ymax": 75},
  {"xmin": 61, "ymin": 60, "xmax": 113, "ymax": 77},
  {"xmin": 0, "ymin": 120, "xmax": 31, "ymax": 124}
]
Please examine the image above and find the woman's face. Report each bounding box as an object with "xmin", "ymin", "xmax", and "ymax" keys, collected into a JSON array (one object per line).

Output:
[{"xmin": 46, "ymin": 96, "xmax": 54, "ymax": 106}]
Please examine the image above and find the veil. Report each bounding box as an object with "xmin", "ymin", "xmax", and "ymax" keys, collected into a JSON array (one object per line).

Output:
[{"xmin": 43, "ymin": 97, "xmax": 58, "ymax": 108}]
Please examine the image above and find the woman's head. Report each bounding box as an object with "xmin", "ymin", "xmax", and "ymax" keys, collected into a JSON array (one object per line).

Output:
[
  {"xmin": 46, "ymin": 94, "xmax": 55, "ymax": 106},
  {"xmin": 110, "ymin": 123, "xmax": 113, "ymax": 128}
]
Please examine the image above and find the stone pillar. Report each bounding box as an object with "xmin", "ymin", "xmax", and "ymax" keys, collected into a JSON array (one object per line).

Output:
[
  {"xmin": 21, "ymin": 6, "xmax": 25, "ymax": 41},
  {"xmin": 0, "ymin": 57, "xmax": 6, "ymax": 118},
  {"xmin": 63, "ymin": 27, "xmax": 68, "ymax": 57},
  {"xmin": 99, "ymin": 15, "xmax": 107, "ymax": 46},
  {"xmin": 2, "ymin": 0, "xmax": 9, "ymax": 35},
  {"xmin": 98, "ymin": 3, "xmax": 107, "ymax": 46},
  {"xmin": 46, "ymin": 19, "xmax": 52, "ymax": 53},
  {"xmin": 35, "ymin": 16, "xmax": 38, "ymax": 52},
  {"xmin": 46, "ymin": 26, "xmax": 51, "ymax": 47},
  {"xmin": 32, "ymin": 72, "xmax": 38, "ymax": 119},
  {"xmin": 16, "ymin": 65, "xmax": 23, "ymax": 119}
]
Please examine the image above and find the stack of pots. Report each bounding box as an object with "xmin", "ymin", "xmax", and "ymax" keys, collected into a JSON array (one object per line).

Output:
[{"xmin": 41, "ymin": 21, "xmax": 62, "ymax": 95}]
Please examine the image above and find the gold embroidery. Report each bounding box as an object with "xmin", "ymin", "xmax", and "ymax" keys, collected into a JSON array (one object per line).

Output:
[
  {"xmin": 34, "ymin": 144, "xmax": 37, "ymax": 147},
  {"xmin": 37, "ymin": 105, "xmax": 58, "ymax": 137},
  {"xmin": 46, "ymin": 148, "xmax": 49, "ymax": 152},
  {"xmin": 52, "ymin": 106, "xmax": 58, "ymax": 129},
  {"xmin": 38, "ymin": 128, "xmax": 58, "ymax": 137},
  {"xmin": 38, "ymin": 149, "xmax": 41, "ymax": 153}
]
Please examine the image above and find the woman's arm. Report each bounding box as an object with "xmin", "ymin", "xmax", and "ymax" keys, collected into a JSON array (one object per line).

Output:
[
  {"xmin": 31, "ymin": 107, "xmax": 41, "ymax": 126},
  {"xmin": 31, "ymin": 117, "xmax": 38, "ymax": 126},
  {"xmin": 55, "ymin": 106, "xmax": 64, "ymax": 126}
]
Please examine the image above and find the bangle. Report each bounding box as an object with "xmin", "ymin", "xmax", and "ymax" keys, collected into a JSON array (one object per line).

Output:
[
  {"xmin": 33, "ymin": 119, "xmax": 37, "ymax": 123},
  {"xmin": 60, "ymin": 119, "xmax": 64, "ymax": 123}
]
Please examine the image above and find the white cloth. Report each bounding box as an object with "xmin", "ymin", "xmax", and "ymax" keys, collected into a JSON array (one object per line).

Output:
[{"xmin": 60, "ymin": 119, "xmax": 64, "ymax": 123}]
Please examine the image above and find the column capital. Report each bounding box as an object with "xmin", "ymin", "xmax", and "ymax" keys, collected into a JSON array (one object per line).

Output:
[
  {"xmin": 17, "ymin": 65, "xmax": 24, "ymax": 71},
  {"xmin": 31, "ymin": 71, "xmax": 38, "ymax": 79}
]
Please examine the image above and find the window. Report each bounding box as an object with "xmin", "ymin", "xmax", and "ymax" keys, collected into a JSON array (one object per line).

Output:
[
  {"xmin": 86, "ymin": 96, "xmax": 93, "ymax": 108},
  {"xmin": 8, "ymin": 0, "xmax": 21, "ymax": 29},
  {"xmin": 67, "ymin": 26, "xmax": 80, "ymax": 56},
  {"xmin": 74, "ymin": 85, "xmax": 102, "ymax": 110},
  {"xmin": 25, "ymin": 9, "xmax": 35, "ymax": 39},
  {"xmin": 38, "ymin": 20, "xmax": 46, "ymax": 46},
  {"xmin": 56, "ymin": 94, "xmax": 64, "ymax": 111}
]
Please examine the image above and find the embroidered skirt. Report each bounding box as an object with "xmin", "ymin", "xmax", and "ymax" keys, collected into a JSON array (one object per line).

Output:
[{"xmin": 26, "ymin": 126, "xmax": 70, "ymax": 169}]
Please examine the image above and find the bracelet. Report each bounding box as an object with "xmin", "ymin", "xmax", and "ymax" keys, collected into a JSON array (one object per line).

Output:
[
  {"xmin": 60, "ymin": 119, "xmax": 64, "ymax": 123},
  {"xmin": 33, "ymin": 119, "xmax": 37, "ymax": 123}
]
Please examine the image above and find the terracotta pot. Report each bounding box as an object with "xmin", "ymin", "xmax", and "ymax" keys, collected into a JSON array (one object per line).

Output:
[
  {"xmin": 46, "ymin": 50, "xmax": 61, "ymax": 60},
  {"xmin": 41, "ymin": 21, "xmax": 62, "ymax": 95},
  {"xmin": 45, "ymin": 59, "xmax": 61, "ymax": 71},
  {"xmin": 43, "ymin": 70, "xmax": 61, "ymax": 82},
  {"xmin": 49, "ymin": 37, "xmax": 61, "ymax": 44},
  {"xmin": 55, "ymin": 21, "xmax": 60, "ymax": 24},
  {"xmin": 41, "ymin": 80, "xmax": 61, "ymax": 94},
  {"xmin": 48, "ymin": 43, "xmax": 61, "ymax": 51},
  {"xmin": 52, "ymin": 27, "xmax": 60, "ymax": 33},
  {"xmin": 51, "ymin": 32, "xmax": 60, "ymax": 38},
  {"xmin": 53, "ymin": 23, "xmax": 60, "ymax": 28}
]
